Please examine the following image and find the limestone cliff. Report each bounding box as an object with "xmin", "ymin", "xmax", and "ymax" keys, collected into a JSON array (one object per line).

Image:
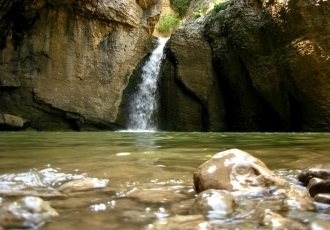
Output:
[
  {"xmin": 0, "ymin": 0, "xmax": 162, "ymax": 130},
  {"xmin": 160, "ymin": 0, "xmax": 330, "ymax": 131}
]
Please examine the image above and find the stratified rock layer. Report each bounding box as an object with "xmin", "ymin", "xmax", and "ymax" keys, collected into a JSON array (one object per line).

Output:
[
  {"xmin": 160, "ymin": 0, "xmax": 330, "ymax": 131},
  {"xmin": 0, "ymin": 0, "xmax": 161, "ymax": 130}
]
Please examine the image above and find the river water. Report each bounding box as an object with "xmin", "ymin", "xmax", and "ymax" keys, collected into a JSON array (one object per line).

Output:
[{"xmin": 0, "ymin": 132, "xmax": 330, "ymax": 229}]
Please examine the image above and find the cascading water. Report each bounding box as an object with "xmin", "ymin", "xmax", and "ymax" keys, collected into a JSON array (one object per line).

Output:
[{"xmin": 127, "ymin": 37, "xmax": 169, "ymax": 131}]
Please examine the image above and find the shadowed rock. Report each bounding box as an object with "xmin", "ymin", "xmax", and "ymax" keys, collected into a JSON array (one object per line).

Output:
[{"xmin": 297, "ymin": 168, "xmax": 330, "ymax": 186}]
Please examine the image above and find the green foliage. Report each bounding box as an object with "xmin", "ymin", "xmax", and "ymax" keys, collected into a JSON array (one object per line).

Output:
[
  {"xmin": 213, "ymin": 1, "xmax": 230, "ymax": 13},
  {"xmin": 170, "ymin": 0, "xmax": 190, "ymax": 17},
  {"xmin": 156, "ymin": 13, "xmax": 180, "ymax": 35}
]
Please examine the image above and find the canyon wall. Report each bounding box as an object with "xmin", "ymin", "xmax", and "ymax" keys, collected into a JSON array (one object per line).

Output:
[
  {"xmin": 159, "ymin": 0, "xmax": 330, "ymax": 131},
  {"xmin": 0, "ymin": 0, "xmax": 161, "ymax": 130}
]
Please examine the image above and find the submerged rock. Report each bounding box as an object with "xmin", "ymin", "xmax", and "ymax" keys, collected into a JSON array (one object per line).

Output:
[
  {"xmin": 58, "ymin": 178, "xmax": 109, "ymax": 194},
  {"xmin": 152, "ymin": 214, "xmax": 205, "ymax": 230},
  {"xmin": 310, "ymin": 219, "xmax": 330, "ymax": 230},
  {"xmin": 0, "ymin": 196, "xmax": 58, "ymax": 229},
  {"xmin": 262, "ymin": 209, "xmax": 306, "ymax": 230},
  {"xmin": 191, "ymin": 189, "xmax": 235, "ymax": 219}
]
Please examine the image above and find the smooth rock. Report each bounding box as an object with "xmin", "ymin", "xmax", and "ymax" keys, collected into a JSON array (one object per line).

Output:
[
  {"xmin": 285, "ymin": 185, "xmax": 315, "ymax": 211},
  {"xmin": 125, "ymin": 188, "xmax": 188, "ymax": 203},
  {"xmin": 152, "ymin": 214, "xmax": 205, "ymax": 230},
  {"xmin": 57, "ymin": 178, "xmax": 109, "ymax": 194},
  {"xmin": 191, "ymin": 189, "xmax": 235, "ymax": 219},
  {"xmin": 310, "ymin": 219, "xmax": 330, "ymax": 230},
  {"xmin": 297, "ymin": 168, "xmax": 330, "ymax": 186},
  {"xmin": 314, "ymin": 193, "xmax": 330, "ymax": 205},
  {"xmin": 308, "ymin": 179, "xmax": 330, "ymax": 197},
  {"xmin": 262, "ymin": 209, "xmax": 306, "ymax": 230},
  {"xmin": 307, "ymin": 177, "xmax": 324, "ymax": 190},
  {"xmin": 0, "ymin": 113, "xmax": 28, "ymax": 131},
  {"xmin": 0, "ymin": 196, "xmax": 58, "ymax": 229},
  {"xmin": 193, "ymin": 149, "xmax": 286, "ymax": 193}
]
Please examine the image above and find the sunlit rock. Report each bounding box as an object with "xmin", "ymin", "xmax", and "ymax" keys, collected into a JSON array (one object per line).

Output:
[
  {"xmin": 262, "ymin": 209, "xmax": 306, "ymax": 230},
  {"xmin": 151, "ymin": 214, "xmax": 205, "ymax": 230},
  {"xmin": 0, "ymin": 0, "xmax": 162, "ymax": 130},
  {"xmin": 191, "ymin": 189, "xmax": 235, "ymax": 219},
  {"xmin": 193, "ymin": 149, "xmax": 286, "ymax": 193},
  {"xmin": 193, "ymin": 149, "xmax": 315, "ymax": 211},
  {"xmin": 57, "ymin": 178, "xmax": 109, "ymax": 194},
  {"xmin": 0, "ymin": 196, "xmax": 58, "ymax": 229},
  {"xmin": 124, "ymin": 188, "xmax": 188, "ymax": 203},
  {"xmin": 0, "ymin": 167, "xmax": 108, "ymax": 197},
  {"xmin": 285, "ymin": 185, "xmax": 315, "ymax": 211},
  {"xmin": 0, "ymin": 113, "xmax": 28, "ymax": 131},
  {"xmin": 310, "ymin": 219, "xmax": 330, "ymax": 230}
]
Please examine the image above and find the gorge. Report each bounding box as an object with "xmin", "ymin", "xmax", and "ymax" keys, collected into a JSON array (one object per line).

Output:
[{"xmin": 1, "ymin": 0, "xmax": 330, "ymax": 132}]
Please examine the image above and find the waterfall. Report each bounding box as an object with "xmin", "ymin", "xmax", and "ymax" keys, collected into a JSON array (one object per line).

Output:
[{"xmin": 127, "ymin": 37, "xmax": 169, "ymax": 131}]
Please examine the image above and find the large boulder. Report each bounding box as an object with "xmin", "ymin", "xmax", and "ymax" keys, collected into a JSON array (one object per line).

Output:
[
  {"xmin": 193, "ymin": 148, "xmax": 315, "ymax": 211},
  {"xmin": 160, "ymin": 0, "xmax": 330, "ymax": 131},
  {"xmin": 0, "ymin": 0, "xmax": 162, "ymax": 130},
  {"xmin": 159, "ymin": 18, "xmax": 225, "ymax": 131},
  {"xmin": 193, "ymin": 148, "xmax": 286, "ymax": 193},
  {"xmin": 206, "ymin": 0, "xmax": 330, "ymax": 131}
]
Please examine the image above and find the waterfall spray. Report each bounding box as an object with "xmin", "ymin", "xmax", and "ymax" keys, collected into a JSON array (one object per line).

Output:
[{"xmin": 127, "ymin": 37, "xmax": 169, "ymax": 131}]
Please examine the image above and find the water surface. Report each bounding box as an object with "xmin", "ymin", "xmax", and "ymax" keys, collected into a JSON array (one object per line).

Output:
[{"xmin": 0, "ymin": 132, "xmax": 329, "ymax": 229}]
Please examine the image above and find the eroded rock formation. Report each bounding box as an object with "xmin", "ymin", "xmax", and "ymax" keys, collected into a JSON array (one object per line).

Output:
[
  {"xmin": 0, "ymin": 0, "xmax": 162, "ymax": 130},
  {"xmin": 160, "ymin": 0, "xmax": 330, "ymax": 131}
]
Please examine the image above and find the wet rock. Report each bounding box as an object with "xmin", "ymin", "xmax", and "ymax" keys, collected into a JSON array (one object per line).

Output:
[
  {"xmin": 307, "ymin": 177, "xmax": 324, "ymax": 190},
  {"xmin": 0, "ymin": 196, "xmax": 58, "ymax": 229},
  {"xmin": 297, "ymin": 168, "xmax": 330, "ymax": 186},
  {"xmin": 314, "ymin": 193, "xmax": 330, "ymax": 205},
  {"xmin": 125, "ymin": 188, "xmax": 188, "ymax": 203},
  {"xmin": 310, "ymin": 219, "xmax": 330, "ymax": 230},
  {"xmin": 191, "ymin": 189, "xmax": 235, "ymax": 219},
  {"xmin": 0, "ymin": 190, "xmax": 67, "ymax": 199},
  {"xmin": 152, "ymin": 214, "xmax": 205, "ymax": 230},
  {"xmin": 262, "ymin": 209, "xmax": 306, "ymax": 230},
  {"xmin": 193, "ymin": 149, "xmax": 286, "ymax": 193},
  {"xmin": 169, "ymin": 199, "xmax": 195, "ymax": 215},
  {"xmin": 58, "ymin": 178, "xmax": 109, "ymax": 194},
  {"xmin": 285, "ymin": 185, "xmax": 315, "ymax": 211},
  {"xmin": 308, "ymin": 180, "xmax": 330, "ymax": 197}
]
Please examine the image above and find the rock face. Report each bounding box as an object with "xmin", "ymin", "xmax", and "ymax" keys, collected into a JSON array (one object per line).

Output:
[
  {"xmin": 159, "ymin": 18, "xmax": 225, "ymax": 131},
  {"xmin": 160, "ymin": 0, "xmax": 330, "ymax": 131},
  {"xmin": 0, "ymin": 0, "xmax": 162, "ymax": 130}
]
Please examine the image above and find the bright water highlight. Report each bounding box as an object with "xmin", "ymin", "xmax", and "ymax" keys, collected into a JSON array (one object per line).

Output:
[{"xmin": 128, "ymin": 37, "xmax": 169, "ymax": 131}]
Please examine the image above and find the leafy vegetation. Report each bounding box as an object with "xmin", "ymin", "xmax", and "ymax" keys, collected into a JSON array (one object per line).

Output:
[
  {"xmin": 156, "ymin": 13, "xmax": 180, "ymax": 35},
  {"xmin": 213, "ymin": 1, "xmax": 230, "ymax": 13},
  {"xmin": 170, "ymin": 0, "xmax": 190, "ymax": 17}
]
